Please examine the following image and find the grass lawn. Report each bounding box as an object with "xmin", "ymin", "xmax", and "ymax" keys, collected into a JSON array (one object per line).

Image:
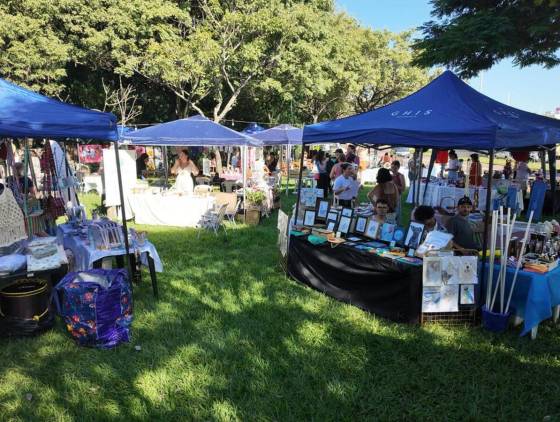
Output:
[{"xmin": 1, "ymin": 190, "xmax": 559, "ymax": 421}]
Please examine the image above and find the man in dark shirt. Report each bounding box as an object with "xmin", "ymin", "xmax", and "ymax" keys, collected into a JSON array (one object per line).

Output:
[{"xmin": 446, "ymin": 196, "xmax": 481, "ymax": 252}]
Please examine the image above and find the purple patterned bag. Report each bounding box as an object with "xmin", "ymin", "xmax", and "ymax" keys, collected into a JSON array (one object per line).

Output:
[{"xmin": 54, "ymin": 269, "xmax": 133, "ymax": 349}]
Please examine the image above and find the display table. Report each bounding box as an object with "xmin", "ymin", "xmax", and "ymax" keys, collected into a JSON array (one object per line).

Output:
[
  {"xmin": 128, "ymin": 191, "xmax": 215, "ymax": 227},
  {"xmin": 220, "ymin": 172, "xmax": 242, "ymax": 182},
  {"xmin": 57, "ymin": 223, "xmax": 162, "ymax": 298},
  {"xmin": 483, "ymin": 263, "xmax": 560, "ymax": 337},
  {"xmin": 406, "ymin": 183, "xmax": 524, "ymax": 211},
  {"xmin": 287, "ymin": 235, "xmax": 422, "ymax": 323}
]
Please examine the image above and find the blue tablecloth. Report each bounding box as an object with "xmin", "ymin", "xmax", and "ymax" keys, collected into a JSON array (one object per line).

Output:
[
  {"xmin": 483, "ymin": 263, "xmax": 560, "ymax": 336},
  {"xmin": 57, "ymin": 224, "xmax": 163, "ymax": 273}
]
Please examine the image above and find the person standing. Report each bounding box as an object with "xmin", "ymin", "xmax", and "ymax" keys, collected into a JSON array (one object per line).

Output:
[
  {"xmin": 469, "ymin": 153, "xmax": 482, "ymax": 186},
  {"xmin": 313, "ymin": 150, "xmax": 329, "ymax": 198},
  {"xmin": 514, "ymin": 159, "xmax": 530, "ymax": 198},
  {"xmin": 367, "ymin": 168, "xmax": 399, "ymax": 214},
  {"xmin": 390, "ymin": 160, "xmax": 406, "ymax": 195},
  {"xmin": 446, "ymin": 150, "xmax": 459, "ymax": 182},
  {"xmin": 171, "ymin": 149, "xmax": 199, "ymax": 194},
  {"xmin": 333, "ymin": 163, "xmax": 354, "ymax": 207},
  {"xmin": 345, "ymin": 144, "xmax": 360, "ymax": 166}
]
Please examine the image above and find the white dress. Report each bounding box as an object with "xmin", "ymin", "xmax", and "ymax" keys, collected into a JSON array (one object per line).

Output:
[{"xmin": 173, "ymin": 162, "xmax": 197, "ymax": 194}]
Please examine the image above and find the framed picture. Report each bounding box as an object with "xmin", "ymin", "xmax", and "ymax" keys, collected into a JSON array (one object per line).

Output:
[
  {"xmin": 354, "ymin": 216, "xmax": 368, "ymax": 234},
  {"xmin": 303, "ymin": 210, "xmax": 316, "ymax": 227},
  {"xmin": 460, "ymin": 284, "xmax": 475, "ymax": 305},
  {"xmin": 380, "ymin": 223, "xmax": 396, "ymax": 242},
  {"xmin": 423, "ymin": 256, "xmax": 442, "ymax": 287},
  {"xmin": 341, "ymin": 208, "xmax": 353, "ymax": 218},
  {"xmin": 392, "ymin": 226, "xmax": 406, "ymax": 245},
  {"xmin": 316, "ymin": 199, "xmax": 330, "ymax": 220},
  {"xmin": 326, "ymin": 220, "xmax": 337, "ymax": 232},
  {"xmin": 404, "ymin": 222, "xmax": 424, "ymax": 249},
  {"xmin": 338, "ymin": 216, "xmax": 352, "ymax": 235},
  {"xmin": 365, "ymin": 220, "xmax": 380, "ymax": 239},
  {"xmin": 327, "ymin": 209, "xmax": 340, "ymax": 222}
]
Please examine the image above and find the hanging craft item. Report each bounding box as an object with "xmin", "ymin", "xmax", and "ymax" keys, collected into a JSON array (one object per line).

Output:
[
  {"xmin": 40, "ymin": 142, "xmax": 66, "ymax": 219},
  {"xmin": 0, "ymin": 187, "xmax": 27, "ymax": 248}
]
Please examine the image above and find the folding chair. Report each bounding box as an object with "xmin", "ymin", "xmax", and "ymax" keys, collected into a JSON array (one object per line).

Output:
[{"xmin": 197, "ymin": 204, "xmax": 228, "ymax": 238}]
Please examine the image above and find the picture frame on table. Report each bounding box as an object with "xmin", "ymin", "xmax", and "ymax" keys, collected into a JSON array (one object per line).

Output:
[
  {"xmin": 354, "ymin": 216, "xmax": 368, "ymax": 235},
  {"xmin": 341, "ymin": 208, "xmax": 353, "ymax": 218},
  {"xmin": 392, "ymin": 226, "xmax": 406, "ymax": 245},
  {"xmin": 380, "ymin": 223, "xmax": 396, "ymax": 242},
  {"xmin": 316, "ymin": 199, "xmax": 330, "ymax": 220},
  {"xmin": 326, "ymin": 220, "xmax": 337, "ymax": 232},
  {"xmin": 338, "ymin": 215, "xmax": 352, "ymax": 235},
  {"xmin": 327, "ymin": 209, "xmax": 340, "ymax": 222},
  {"xmin": 303, "ymin": 210, "xmax": 316, "ymax": 227},
  {"xmin": 404, "ymin": 222, "xmax": 424, "ymax": 249},
  {"xmin": 364, "ymin": 219, "xmax": 380, "ymax": 239}
]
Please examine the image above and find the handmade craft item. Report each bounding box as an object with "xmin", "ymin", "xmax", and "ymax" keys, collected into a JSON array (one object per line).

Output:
[{"xmin": 0, "ymin": 187, "xmax": 27, "ymax": 247}]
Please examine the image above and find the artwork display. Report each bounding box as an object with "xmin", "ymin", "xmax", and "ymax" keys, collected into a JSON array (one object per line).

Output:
[
  {"xmin": 460, "ymin": 285, "xmax": 475, "ymax": 305},
  {"xmin": 422, "ymin": 284, "xmax": 459, "ymax": 313},
  {"xmin": 341, "ymin": 208, "xmax": 353, "ymax": 218},
  {"xmin": 316, "ymin": 200, "xmax": 330, "ymax": 219},
  {"xmin": 365, "ymin": 220, "xmax": 380, "ymax": 239},
  {"xmin": 303, "ymin": 210, "xmax": 316, "ymax": 227},
  {"xmin": 301, "ymin": 188, "xmax": 324, "ymax": 207},
  {"xmin": 404, "ymin": 222, "xmax": 424, "ymax": 249},
  {"xmin": 326, "ymin": 220, "xmax": 337, "ymax": 232},
  {"xmin": 338, "ymin": 216, "xmax": 352, "ymax": 235},
  {"xmin": 327, "ymin": 210, "xmax": 340, "ymax": 222},
  {"xmin": 380, "ymin": 223, "xmax": 395, "ymax": 242},
  {"xmin": 423, "ymin": 257, "xmax": 442, "ymax": 287},
  {"xmin": 423, "ymin": 256, "xmax": 478, "ymax": 287},
  {"xmin": 354, "ymin": 216, "xmax": 367, "ymax": 234},
  {"xmin": 392, "ymin": 226, "xmax": 406, "ymax": 244}
]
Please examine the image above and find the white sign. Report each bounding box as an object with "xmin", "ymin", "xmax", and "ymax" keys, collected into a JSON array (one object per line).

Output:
[{"xmin": 277, "ymin": 210, "xmax": 289, "ymax": 257}]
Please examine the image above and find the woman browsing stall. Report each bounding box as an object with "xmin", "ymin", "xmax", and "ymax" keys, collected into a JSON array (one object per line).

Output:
[{"xmin": 170, "ymin": 149, "xmax": 199, "ymax": 194}]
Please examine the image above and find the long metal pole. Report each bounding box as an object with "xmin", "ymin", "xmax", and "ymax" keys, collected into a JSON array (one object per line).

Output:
[
  {"xmin": 293, "ymin": 145, "xmax": 305, "ymax": 224},
  {"xmin": 286, "ymin": 144, "xmax": 291, "ymax": 195},
  {"xmin": 480, "ymin": 148, "xmax": 494, "ymax": 298},
  {"xmin": 163, "ymin": 146, "xmax": 168, "ymax": 188},
  {"xmin": 114, "ymin": 143, "xmax": 133, "ymax": 279},
  {"xmin": 243, "ymin": 145, "xmax": 247, "ymax": 219}
]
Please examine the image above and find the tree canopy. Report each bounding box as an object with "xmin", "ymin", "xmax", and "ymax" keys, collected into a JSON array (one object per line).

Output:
[
  {"xmin": 413, "ymin": 0, "xmax": 560, "ymax": 78},
  {"xmin": 0, "ymin": 0, "xmax": 430, "ymax": 125}
]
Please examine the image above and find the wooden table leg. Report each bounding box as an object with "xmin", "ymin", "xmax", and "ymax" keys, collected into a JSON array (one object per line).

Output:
[{"xmin": 148, "ymin": 256, "xmax": 159, "ymax": 299}]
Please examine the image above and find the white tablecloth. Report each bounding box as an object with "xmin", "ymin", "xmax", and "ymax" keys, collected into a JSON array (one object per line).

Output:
[
  {"xmin": 406, "ymin": 183, "xmax": 524, "ymax": 211},
  {"xmin": 129, "ymin": 192, "xmax": 215, "ymax": 227}
]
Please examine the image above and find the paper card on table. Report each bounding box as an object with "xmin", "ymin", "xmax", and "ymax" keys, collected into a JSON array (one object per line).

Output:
[
  {"xmin": 460, "ymin": 284, "xmax": 475, "ymax": 305},
  {"xmin": 423, "ymin": 256, "xmax": 442, "ymax": 287},
  {"xmin": 416, "ymin": 230, "xmax": 454, "ymax": 256}
]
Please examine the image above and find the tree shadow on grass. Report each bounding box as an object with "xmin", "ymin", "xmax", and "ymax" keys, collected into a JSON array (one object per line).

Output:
[{"xmin": 1, "ymin": 222, "xmax": 559, "ymax": 420}]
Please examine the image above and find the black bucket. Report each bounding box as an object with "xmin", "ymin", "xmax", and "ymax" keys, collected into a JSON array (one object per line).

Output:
[{"xmin": 0, "ymin": 278, "xmax": 50, "ymax": 320}]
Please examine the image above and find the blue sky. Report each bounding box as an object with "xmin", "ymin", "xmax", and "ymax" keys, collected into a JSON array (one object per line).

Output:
[{"xmin": 336, "ymin": 0, "xmax": 560, "ymax": 114}]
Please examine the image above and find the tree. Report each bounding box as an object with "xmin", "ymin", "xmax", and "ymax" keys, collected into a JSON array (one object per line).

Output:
[
  {"xmin": 352, "ymin": 31, "xmax": 430, "ymax": 113},
  {"xmin": 413, "ymin": 0, "xmax": 560, "ymax": 78}
]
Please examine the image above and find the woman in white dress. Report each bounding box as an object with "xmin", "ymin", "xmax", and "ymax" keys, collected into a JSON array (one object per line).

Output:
[{"xmin": 171, "ymin": 149, "xmax": 199, "ymax": 194}]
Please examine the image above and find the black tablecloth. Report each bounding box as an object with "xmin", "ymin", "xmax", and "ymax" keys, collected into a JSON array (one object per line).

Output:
[{"xmin": 287, "ymin": 236, "xmax": 422, "ymax": 323}]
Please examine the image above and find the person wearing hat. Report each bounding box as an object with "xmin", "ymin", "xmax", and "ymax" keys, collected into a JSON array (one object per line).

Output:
[
  {"xmin": 445, "ymin": 196, "xmax": 481, "ymax": 252},
  {"xmin": 469, "ymin": 153, "xmax": 482, "ymax": 186}
]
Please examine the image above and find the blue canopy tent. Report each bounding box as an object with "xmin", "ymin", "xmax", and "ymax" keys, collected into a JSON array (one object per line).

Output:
[
  {"xmin": 0, "ymin": 78, "xmax": 117, "ymax": 141},
  {"xmin": 252, "ymin": 124, "xmax": 304, "ymax": 193},
  {"xmin": 241, "ymin": 122, "xmax": 265, "ymax": 135},
  {"xmin": 123, "ymin": 115, "xmax": 261, "ymax": 147},
  {"xmin": 122, "ymin": 115, "xmax": 262, "ymax": 217},
  {"xmin": 297, "ymin": 70, "xmax": 560, "ymax": 289},
  {"xmin": 0, "ymin": 78, "xmax": 138, "ymax": 284}
]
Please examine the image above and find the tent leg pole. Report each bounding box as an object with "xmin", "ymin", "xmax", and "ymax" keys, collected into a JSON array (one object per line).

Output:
[
  {"xmin": 114, "ymin": 142, "xmax": 133, "ymax": 282},
  {"xmin": 163, "ymin": 146, "xmax": 168, "ymax": 188},
  {"xmin": 423, "ymin": 149, "xmax": 437, "ymax": 204},
  {"xmin": 286, "ymin": 145, "xmax": 291, "ymax": 195},
  {"xmin": 480, "ymin": 148, "xmax": 494, "ymax": 300},
  {"xmin": 548, "ymin": 148, "xmax": 556, "ymax": 219},
  {"xmin": 243, "ymin": 146, "xmax": 247, "ymax": 220},
  {"xmin": 294, "ymin": 146, "xmax": 305, "ymax": 224}
]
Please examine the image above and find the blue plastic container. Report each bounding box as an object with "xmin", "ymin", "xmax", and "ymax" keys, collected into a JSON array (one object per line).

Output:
[{"xmin": 481, "ymin": 305, "xmax": 512, "ymax": 333}]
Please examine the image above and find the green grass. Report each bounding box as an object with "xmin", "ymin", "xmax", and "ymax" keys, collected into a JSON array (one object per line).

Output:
[{"xmin": 1, "ymin": 191, "xmax": 559, "ymax": 421}]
